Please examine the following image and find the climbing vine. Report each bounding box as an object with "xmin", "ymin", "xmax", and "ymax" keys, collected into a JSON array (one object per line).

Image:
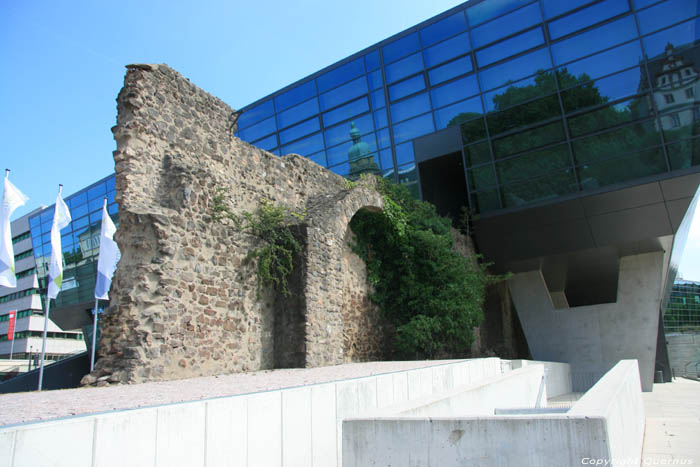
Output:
[
  {"xmin": 350, "ymin": 177, "xmax": 502, "ymax": 359},
  {"xmin": 213, "ymin": 190, "xmax": 304, "ymax": 296}
]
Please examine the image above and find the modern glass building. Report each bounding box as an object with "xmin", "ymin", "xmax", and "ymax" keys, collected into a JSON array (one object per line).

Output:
[
  {"xmin": 236, "ymin": 0, "xmax": 700, "ymax": 219},
  {"xmin": 27, "ymin": 174, "xmax": 118, "ymax": 330}
]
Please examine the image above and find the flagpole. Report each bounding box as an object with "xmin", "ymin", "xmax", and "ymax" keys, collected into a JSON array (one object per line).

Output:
[
  {"xmin": 37, "ymin": 297, "xmax": 51, "ymax": 391},
  {"xmin": 38, "ymin": 184, "xmax": 63, "ymax": 391},
  {"xmin": 9, "ymin": 335, "xmax": 14, "ymax": 360},
  {"xmin": 90, "ymin": 300, "xmax": 99, "ymax": 371}
]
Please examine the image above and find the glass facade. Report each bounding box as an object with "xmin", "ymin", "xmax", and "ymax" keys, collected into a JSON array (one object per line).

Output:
[
  {"xmin": 237, "ymin": 0, "xmax": 700, "ymax": 214},
  {"xmin": 28, "ymin": 174, "xmax": 118, "ymax": 312}
]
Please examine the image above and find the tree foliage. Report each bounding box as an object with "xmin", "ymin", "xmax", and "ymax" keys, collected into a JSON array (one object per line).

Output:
[{"xmin": 349, "ymin": 178, "xmax": 498, "ymax": 359}]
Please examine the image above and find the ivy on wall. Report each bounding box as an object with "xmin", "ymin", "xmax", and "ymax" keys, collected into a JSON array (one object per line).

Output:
[{"xmin": 349, "ymin": 178, "xmax": 501, "ymax": 359}]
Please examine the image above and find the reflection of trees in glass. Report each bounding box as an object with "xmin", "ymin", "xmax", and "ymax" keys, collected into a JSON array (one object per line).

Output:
[
  {"xmin": 446, "ymin": 67, "xmax": 673, "ymax": 210},
  {"xmin": 665, "ymin": 282, "xmax": 700, "ymax": 332}
]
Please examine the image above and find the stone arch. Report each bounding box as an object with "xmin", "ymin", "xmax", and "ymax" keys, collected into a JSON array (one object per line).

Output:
[{"xmin": 300, "ymin": 185, "xmax": 384, "ymax": 367}]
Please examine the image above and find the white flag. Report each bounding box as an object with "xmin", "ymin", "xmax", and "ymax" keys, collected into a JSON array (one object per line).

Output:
[
  {"xmin": 0, "ymin": 175, "xmax": 29, "ymax": 288},
  {"xmin": 94, "ymin": 201, "xmax": 120, "ymax": 300},
  {"xmin": 47, "ymin": 189, "xmax": 71, "ymax": 299}
]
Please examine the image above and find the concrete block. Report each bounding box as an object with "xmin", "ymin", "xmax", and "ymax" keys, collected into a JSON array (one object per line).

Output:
[
  {"xmin": 375, "ymin": 373, "xmax": 394, "ymax": 408},
  {"xmin": 205, "ymin": 396, "xmax": 247, "ymax": 467},
  {"xmin": 13, "ymin": 418, "xmax": 94, "ymax": 467},
  {"xmin": 0, "ymin": 430, "xmax": 14, "ymax": 467},
  {"xmin": 155, "ymin": 403, "xmax": 206, "ymax": 467},
  {"xmin": 407, "ymin": 367, "xmax": 432, "ymax": 399},
  {"xmin": 311, "ymin": 383, "xmax": 336, "ymax": 467},
  {"xmin": 247, "ymin": 391, "xmax": 282, "ymax": 467},
  {"xmin": 392, "ymin": 371, "xmax": 408, "ymax": 404},
  {"xmin": 356, "ymin": 378, "xmax": 377, "ymax": 414},
  {"xmin": 282, "ymin": 387, "xmax": 312, "ymax": 467},
  {"xmin": 94, "ymin": 408, "xmax": 158, "ymax": 467},
  {"xmin": 335, "ymin": 379, "xmax": 358, "ymax": 467}
]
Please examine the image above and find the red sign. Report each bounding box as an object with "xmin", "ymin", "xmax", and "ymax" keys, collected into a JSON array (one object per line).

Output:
[{"xmin": 7, "ymin": 311, "xmax": 16, "ymax": 341}]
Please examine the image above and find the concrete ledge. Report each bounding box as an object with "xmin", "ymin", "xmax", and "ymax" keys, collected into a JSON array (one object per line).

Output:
[
  {"xmin": 510, "ymin": 359, "xmax": 572, "ymax": 397},
  {"xmin": 343, "ymin": 360, "xmax": 644, "ymax": 467},
  {"xmin": 0, "ymin": 358, "xmax": 502, "ymax": 467}
]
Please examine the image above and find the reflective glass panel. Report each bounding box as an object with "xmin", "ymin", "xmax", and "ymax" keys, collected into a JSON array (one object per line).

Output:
[
  {"xmin": 322, "ymin": 97, "xmax": 370, "ymax": 127},
  {"xmin": 371, "ymin": 89, "xmax": 385, "ymax": 109},
  {"xmin": 324, "ymin": 113, "xmax": 373, "ymax": 147},
  {"xmin": 461, "ymin": 117, "xmax": 488, "ymax": 143},
  {"xmin": 541, "ymin": 0, "xmax": 594, "ymax": 19},
  {"xmin": 469, "ymin": 164, "xmax": 497, "ymax": 189},
  {"xmin": 238, "ymin": 99, "xmax": 274, "ymax": 129},
  {"xmin": 330, "ymin": 162, "xmax": 351, "ymax": 177},
  {"xmin": 637, "ymin": 0, "xmax": 700, "ymax": 35},
  {"xmin": 501, "ymin": 169, "xmax": 577, "ymax": 208},
  {"xmin": 431, "ymin": 74, "xmax": 480, "ymax": 108},
  {"xmin": 434, "ymin": 95, "xmax": 484, "ymax": 130},
  {"xmin": 634, "ymin": 0, "xmax": 661, "ymax": 7},
  {"xmin": 390, "ymin": 92, "xmax": 431, "ymax": 123},
  {"xmin": 550, "ymin": 15, "xmax": 637, "ymax": 65},
  {"xmin": 487, "ymin": 94, "xmax": 561, "ymax": 136},
  {"xmin": 568, "ymin": 97, "xmax": 650, "ymax": 138},
  {"xmin": 484, "ymin": 71, "xmax": 558, "ymax": 112},
  {"xmin": 279, "ymin": 117, "xmax": 320, "ymax": 145},
  {"xmin": 562, "ymin": 70, "xmax": 646, "ymax": 115},
  {"xmin": 471, "ymin": 2, "xmax": 542, "ymax": 48},
  {"xmin": 497, "ymin": 143, "xmax": 571, "ymax": 184},
  {"xmin": 549, "ymin": 0, "xmax": 630, "ymax": 40},
  {"xmin": 379, "ymin": 148, "xmax": 394, "ymax": 170},
  {"xmin": 466, "ymin": 0, "xmax": 532, "ymax": 27},
  {"xmin": 492, "ymin": 120, "xmax": 566, "ymax": 158},
  {"xmin": 88, "ymin": 197, "xmax": 103, "ymax": 213},
  {"xmin": 571, "ymin": 119, "xmax": 662, "ymax": 164},
  {"xmin": 252, "ymin": 134, "xmax": 277, "ymax": 151},
  {"xmin": 374, "ymin": 109, "xmax": 389, "ymax": 129},
  {"xmin": 87, "ymin": 183, "xmax": 106, "ymax": 200},
  {"xmin": 666, "ymin": 138, "xmax": 700, "ymax": 170},
  {"xmin": 464, "ymin": 141, "xmax": 492, "ymax": 166},
  {"xmin": 274, "ymin": 80, "xmax": 316, "ymax": 112},
  {"xmin": 428, "ymin": 56, "xmax": 473, "ymax": 86},
  {"xmin": 382, "ymin": 32, "xmax": 420, "ymax": 64},
  {"xmin": 660, "ymin": 108, "xmax": 700, "ymax": 143},
  {"xmin": 479, "ymin": 47, "xmax": 552, "ymax": 91},
  {"xmin": 276, "ymin": 97, "xmax": 319, "ymax": 129},
  {"xmin": 319, "ymin": 76, "xmax": 368, "ymax": 111},
  {"xmin": 308, "ymin": 151, "xmax": 327, "ymax": 167},
  {"xmin": 423, "ymin": 32, "xmax": 470, "ymax": 68},
  {"xmin": 368, "ymin": 69, "xmax": 383, "ymax": 90},
  {"xmin": 316, "ymin": 57, "xmax": 365, "ymax": 93},
  {"xmin": 365, "ymin": 50, "xmax": 381, "ymax": 71},
  {"xmin": 476, "ymin": 27, "xmax": 544, "ymax": 67},
  {"xmin": 392, "ymin": 113, "xmax": 435, "ymax": 144},
  {"xmin": 385, "ymin": 52, "xmax": 424, "ymax": 83},
  {"xmin": 389, "ymin": 74, "xmax": 426, "ymax": 102},
  {"xmin": 398, "ymin": 163, "xmax": 418, "ymax": 184},
  {"xmin": 577, "ymin": 147, "xmax": 666, "ymax": 189},
  {"xmin": 422, "ymin": 12, "xmax": 468, "ymax": 48},
  {"xmin": 377, "ymin": 128, "xmax": 391, "ymax": 148},
  {"xmin": 280, "ymin": 132, "xmax": 324, "ymax": 156},
  {"xmin": 557, "ymin": 41, "xmax": 644, "ymax": 88},
  {"xmin": 471, "ymin": 189, "xmax": 501, "ymax": 212},
  {"xmin": 106, "ymin": 176, "xmax": 115, "ymax": 192},
  {"xmin": 70, "ymin": 203, "xmax": 88, "ymax": 220},
  {"xmin": 642, "ymin": 18, "xmax": 700, "ymax": 57},
  {"xmin": 395, "ymin": 142, "xmax": 415, "ymax": 165},
  {"xmin": 326, "ymin": 135, "xmax": 377, "ymax": 166},
  {"xmin": 239, "ymin": 116, "xmax": 276, "ymax": 142}
]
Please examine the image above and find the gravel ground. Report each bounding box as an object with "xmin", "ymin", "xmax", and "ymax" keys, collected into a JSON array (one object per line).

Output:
[{"xmin": 0, "ymin": 360, "xmax": 465, "ymax": 427}]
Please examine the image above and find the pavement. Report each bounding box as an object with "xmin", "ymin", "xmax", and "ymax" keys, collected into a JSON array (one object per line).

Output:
[{"xmin": 642, "ymin": 377, "xmax": 700, "ymax": 464}]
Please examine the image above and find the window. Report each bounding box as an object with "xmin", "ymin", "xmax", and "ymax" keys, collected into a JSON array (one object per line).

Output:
[
  {"xmin": 670, "ymin": 113, "xmax": 681, "ymax": 128},
  {"xmin": 665, "ymin": 94, "xmax": 675, "ymax": 104},
  {"xmin": 686, "ymin": 88, "xmax": 694, "ymax": 98}
]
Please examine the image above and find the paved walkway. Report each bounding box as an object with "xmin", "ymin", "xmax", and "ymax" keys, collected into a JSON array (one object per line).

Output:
[{"xmin": 642, "ymin": 378, "xmax": 700, "ymax": 463}]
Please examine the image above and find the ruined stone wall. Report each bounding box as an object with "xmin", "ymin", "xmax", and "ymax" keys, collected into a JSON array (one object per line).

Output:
[{"xmin": 88, "ymin": 64, "xmax": 383, "ymax": 385}]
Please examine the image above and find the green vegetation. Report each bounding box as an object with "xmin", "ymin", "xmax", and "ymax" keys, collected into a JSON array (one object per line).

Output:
[
  {"xmin": 349, "ymin": 177, "xmax": 500, "ymax": 359},
  {"xmin": 213, "ymin": 190, "xmax": 304, "ymax": 297}
]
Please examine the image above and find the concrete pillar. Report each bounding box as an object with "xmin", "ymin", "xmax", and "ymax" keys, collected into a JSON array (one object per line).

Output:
[{"xmin": 508, "ymin": 251, "xmax": 664, "ymax": 392}]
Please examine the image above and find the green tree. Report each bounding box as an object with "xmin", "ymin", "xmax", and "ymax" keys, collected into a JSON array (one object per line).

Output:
[{"xmin": 350, "ymin": 178, "xmax": 497, "ymax": 359}]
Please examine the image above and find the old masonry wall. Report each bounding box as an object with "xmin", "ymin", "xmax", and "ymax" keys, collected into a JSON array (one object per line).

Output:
[{"xmin": 86, "ymin": 64, "xmax": 386, "ymax": 385}]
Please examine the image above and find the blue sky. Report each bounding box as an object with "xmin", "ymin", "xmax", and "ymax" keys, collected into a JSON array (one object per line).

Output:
[{"xmin": 1, "ymin": 0, "xmax": 699, "ymax": 280}]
